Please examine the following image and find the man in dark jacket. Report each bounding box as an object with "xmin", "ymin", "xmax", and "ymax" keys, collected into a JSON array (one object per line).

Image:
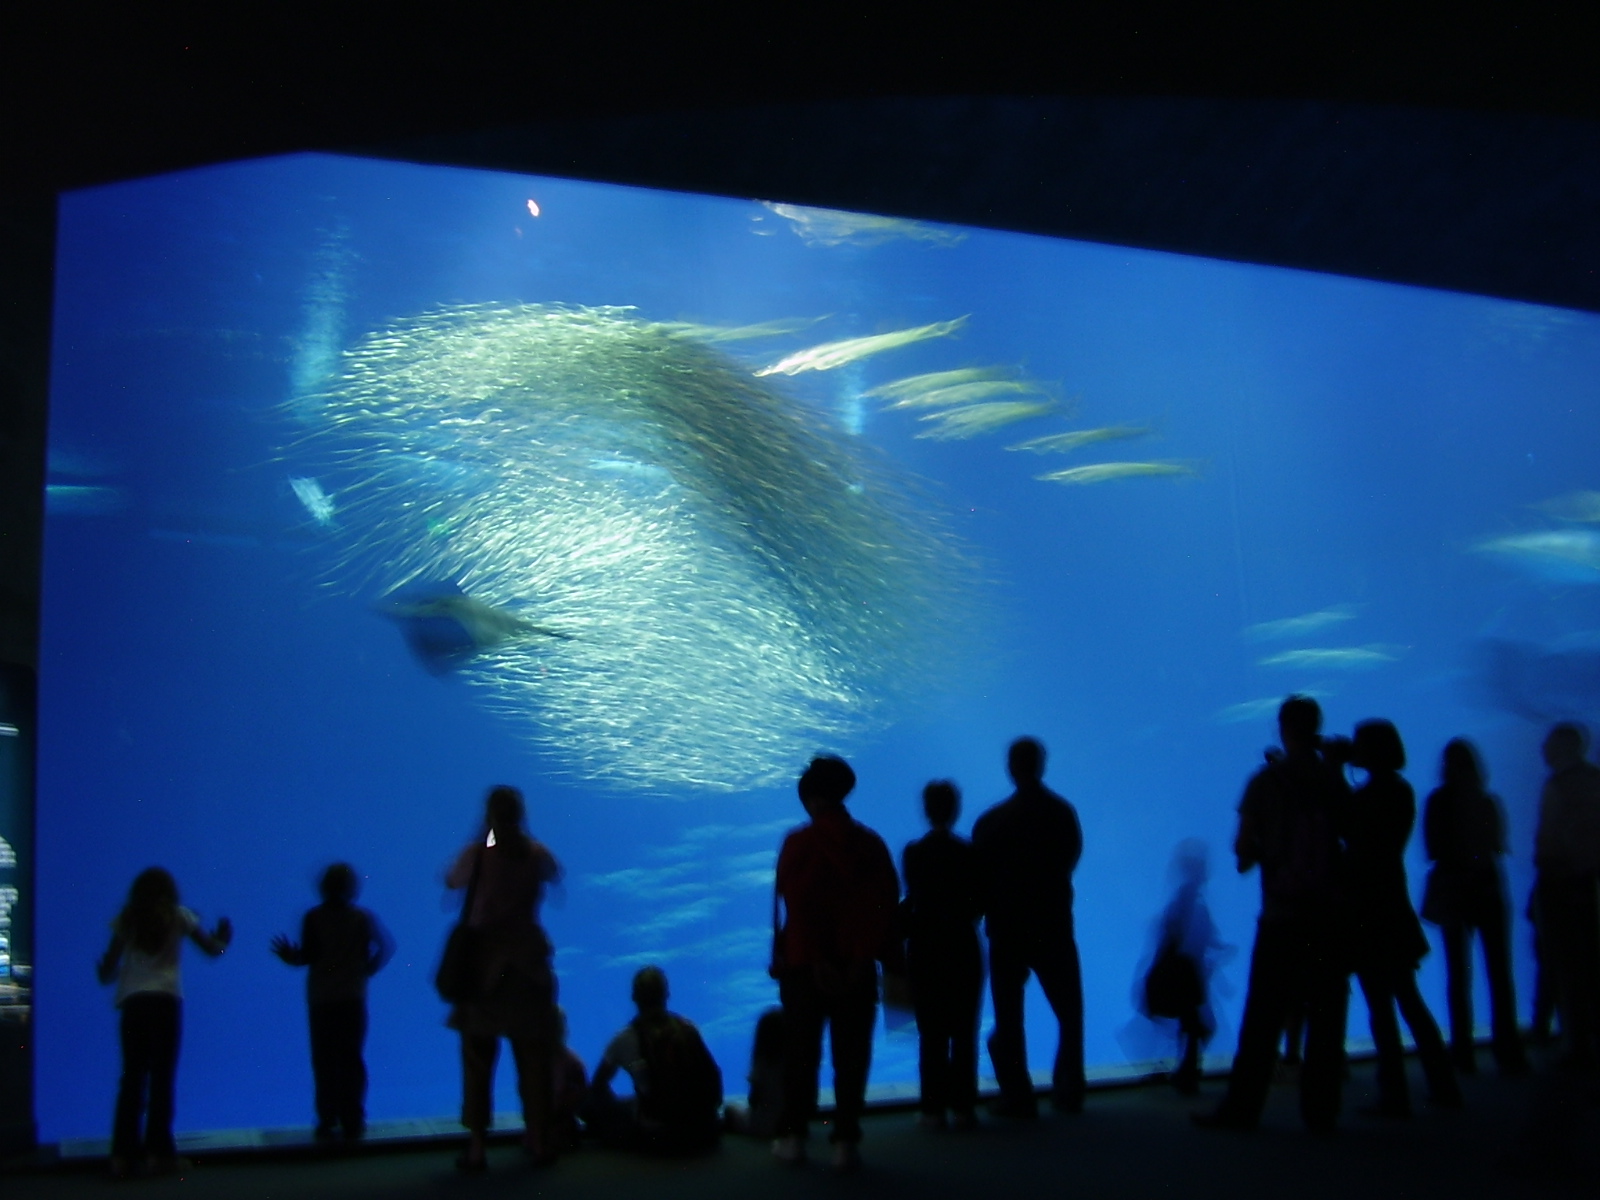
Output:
[
  {"xmin": 1195, "ymin": 695, "xmax": 1351, "ymax": 1133},
  {"xmin": 770, "ymin": 755, "xmax": 901, "ymax": 1171},
  {"xmin": 972, "ymin": 737, "xmax": 1085, "ymax": 1117}
]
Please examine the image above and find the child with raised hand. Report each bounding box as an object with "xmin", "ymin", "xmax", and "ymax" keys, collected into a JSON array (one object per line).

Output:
[
  {"xmin": 97, "ymin": 867, "xmax": 232, "ymax": 1179},
  {"xmin": 271, "ymin": 862, "xmax": 394, "ymax": 1143}
]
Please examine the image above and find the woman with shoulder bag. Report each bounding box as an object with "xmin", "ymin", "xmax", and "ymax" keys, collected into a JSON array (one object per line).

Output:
[{"xmin": 442, "ymin": 785, "xmax": 563, "ymax": 1170}]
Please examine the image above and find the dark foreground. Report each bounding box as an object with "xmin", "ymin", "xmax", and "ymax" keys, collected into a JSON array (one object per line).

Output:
[{"xmin": 8, "ymin": 1055, "xmax": 1598, "ymax": 1200}]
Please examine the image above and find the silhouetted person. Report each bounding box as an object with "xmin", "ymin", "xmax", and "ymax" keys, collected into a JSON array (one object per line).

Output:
[
  {"xmin": 1531, "ymin": 722, "xmax": 1600, "ymax": 1067},
  {"xmin": 271, "ymin": 862, "xmax": 395, "ymax": 1142},
  {"xmin": 1527, "ymin": 887, "xmax": 1559, "ymax": 1045},
  {"xmin": 1421, "ymin": 738, "xmax": 1527, "ymax": 1076},
  {"xmin": 549, "ymin": 1009, "xmax": 588, "ymax": 1154},
  {"xmin": 724, "ymin": 1008, "xmax": 785, "ymax": 1138},
  {"xmin": 584, "ymin": 966, "xmax": 723, "ymax": 1154},
  {"xmin": 770, "ymin": 755, "xmax": 901, "ymax": 1171},
  {"xmin": 972, "ymin": 736, "xmax": 1085, "ymax": 1116},
  {"xmin": 1195, "ymin": 696, "xmax": 1350, "ymax": 1133},
  {"xmin": 902, "ymin": 779, "xmax": 984, "ymax": 1128},
  {"xmin": 1342, "ymin": 720, "xmax": 1461, "ymax": 1116},
  {"xmin": 1141, "ymin": 839, "xmax": 1228, "ymax": 1095},
  {"xmin": 444, "ymin": 785, "xmax": 563, "ymax": 1170},
  {"xmin": 96, "ymin": 867, "xmax": 232, "ymax": 1179}
]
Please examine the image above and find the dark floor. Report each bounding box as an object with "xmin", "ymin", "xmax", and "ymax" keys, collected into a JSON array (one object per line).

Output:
[{"xmin": 8, "ymin": 1051, "xmax": 1597, "ymax": 1200}]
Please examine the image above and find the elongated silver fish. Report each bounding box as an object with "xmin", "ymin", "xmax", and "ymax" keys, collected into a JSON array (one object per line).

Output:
[
  {"xmin": 1258, "ymin": 646, "xmax": 1400, "ymax": 671},
  {"xmin": 916, "ymin": 399, "xmax": 1056, "ymax": 440},
  {"xmin": 1532, "ymin": 491, "xmax": 1600, "ymax": 524},
  {"xmin": 657, "ymin": 315, "xmax": 831, "ymax": 343},
  {"xmin": 1008, "ymin": 425, "xmax": 1152, "ymax": 454},
  {"xmin": 755, "ymin": 318, "xmax": 968, "ymax": 377},
  {"xmin": 761, "ymin": 202, "xmax": 966, "ymax": 248},
  {"xmin": 864, "ymin": 367, "xmax": 1010, "ymax": 401},
  {"xmin": 1036, "ymin": 461, "xmax": 1197, "ymax": 485},
  {"xmin": 883, "ymin": 379, "xmax": 1046, "ymax": 411},
  {"xmin": 1242, "ymin": 604, "xmax": 1359, "ymax": 643}
]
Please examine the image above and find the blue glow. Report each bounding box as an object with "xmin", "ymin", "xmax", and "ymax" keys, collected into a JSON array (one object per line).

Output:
[{"xmin": 35, "ymin": 152, "xmax": 1600, "ymax": 1140}]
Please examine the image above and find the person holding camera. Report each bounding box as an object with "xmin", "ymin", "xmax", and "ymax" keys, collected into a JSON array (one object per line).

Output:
[{"xmin": 1195, "ymin": 695, "xmax": 1351, "ymax": 1133}]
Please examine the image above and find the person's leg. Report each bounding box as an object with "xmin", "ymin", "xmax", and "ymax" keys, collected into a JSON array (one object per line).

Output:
[
  {"xmin": 777, "ymin": 971, "xmax": 826, "ymax": 1141},
  {"xmin": 1030, "ymin": 927, "xmax": 1085, "ymax": 1111},
  {"xmin": 1440, "ymin": 922, "xmax": 1476, "ymax": 1072},
  {"xmin": 112, "ymin": 997, "xmax": 156, "ymax": 1165},
  {"xmin": 1393, "ymin": 970, "xmax": 1461, "ymax": 1105},
  {"xmin": 1542, "ymin": 880, "xmax": 1597, "ymax": 1064},
  {"xmin": 1299, "ymin": 935, "xmax": 1349, "ymax": 1132},
  {"xmin": 950, "ymin": 937, "xmax": 984, "ymax": 1120},
  {"xmin": 508, "ymin": 1031, "xmax": 553, "ymax": 1156},
  {"xmin": 308, "ymin": 1004, "xmax": 337, "ymax": 1133},
  {"xmin": 1357, "ymin": 969, "xmax": 1410, "ymax": 1115},
  {"xmin": 827, "ymin": 974, "xmax": 878, "ymax": 1145},
  {"xmin": 459, "ymin": 1032, "xmax": 499, "ymax": 1136},
  {"xmin": 1205, "ymin": 921, "xmax": 1293, "ymax": 1125},
  {"xmin": 910, "ymin": 945, "xmax": 947, "ymax": 1116},
  {"xmin": 1478, "ymin": 906, "xmax": 1528, "ymax": 1073},
  {"xmin": 143, "ymin": 996, "xmax": 182, "ymax": 1161},
  {"xmin": 332, "ymin": 1000, "xmax": 369, "ymax": 1135},
  {"xmin": 985, "ymin": 935, "xmax": 1035, "ymax": 1113}
]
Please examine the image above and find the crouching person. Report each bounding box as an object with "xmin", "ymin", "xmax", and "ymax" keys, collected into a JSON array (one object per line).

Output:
[{"xmin": 583, "ymin": 966, "xmax": 723, "ymax": 1155}]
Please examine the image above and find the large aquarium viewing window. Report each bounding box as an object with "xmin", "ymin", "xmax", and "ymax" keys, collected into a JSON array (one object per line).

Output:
[{"xmin": 36, "ymin": 152, "xmax": 1600, "ymax": 1141}]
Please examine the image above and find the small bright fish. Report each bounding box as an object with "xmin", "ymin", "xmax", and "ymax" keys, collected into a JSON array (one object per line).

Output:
[
  {"xmin": 1215, "ymin": 692, "xmax": 1330, "ymax": 724},
  {"xmin": 289, "ymin": 476, "xmax": 336, "ymax": 526},
  {"xmin": 864, "ymin": 366, "xmax": 1009, "ymax": 401},
  {"xmin": 916, "ymin": 400, "xmax": 1056, "ymax": 440},
  {"xmin": 1474, "ymin": 529, "xmax": 1600, "ymax": 584},
  {"xmin": 1242, "ymin": 604, "xmax": 1359, "ymax": 643},
  {"xmin": 883, "ymin": 379, "xmax": 1046, "ymax": 411},
  {"xmin": 755, "ymin": 318, "xmax": 969, "ymax": 377},
  {"xmin": 1036, "ymin": 461, "xmax": 1197, "ymax": 485},
  {"xmin": 526, "ymin": 199, "xmax": 541, "ymax": 218},
  {"xmin": 659, "ymin": 315, "xmax": 831, "ymax": 343},
  {"xmin": 761, "ymin": 202, "xmax": 965, "ymax": 248},
  {"xmin": 1008, "ymin": 425, "xmax": 1153, "ymax": 454},
  {"xmin": 1258, "ymin": 646, "xmax": 1400, "ymax": 671},
  {"xmin": 1533, "ymin": 490, "xmax": 1600, "ymax": 524}
]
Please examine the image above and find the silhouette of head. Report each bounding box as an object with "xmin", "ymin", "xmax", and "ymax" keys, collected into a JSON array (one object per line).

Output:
[
  {"xmin": 123, "ymin": 867, "xmax": 180, "ymax": 955},
  {"xmin": 485, "ymin": 784, "xmax": 526, "ymax": 840},
  {"xmin": 320, "ymin": 862, "xmax": 360, "ymax": 904},
  {"xmin": 1543, "ymin": 722, "xmax": 1589, "ymax": 772},
  {"xmin": 798, "ymin": 755, "xmax": 856, "ymax": 813},
  {"xmin": 632, "ymin": 965, "xmax": 669, "ymax": 1012},
  {"xmin": 1007, "ymin": 737, "xmax": 1046, "ymax": 785},
  {"xmin": 752, "ymin": 1007, "xmax": 785, "ymax": 1063},
  {"xmin": 1441, "ymin": 737, "xmax": 1487, "ymax": 791},
  {"xmin": 1277, "ymin": 695, "xmax": 1322, "ymax": 752},
  {"xmin": 922, "ymin": 780, "xmax": 961, "ymax": 830},
  {"xmin": 1353, "ymin": 719, "xmax": 1406, "ymax": 773}
]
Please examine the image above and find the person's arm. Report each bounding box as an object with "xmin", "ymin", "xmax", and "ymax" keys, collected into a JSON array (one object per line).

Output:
[
  {"xmin": 1421, "ymin": 789, "xmax": 1444, "ymax": 864},
  {"xmin": 1064, "ymin": 804, "xmax": 1083, "ymax": 876},
  {"xmin": 445, "ymin": 842, "xmax": 481, "ymax": 891},
  {"xmin": 190, "ymin": 915, "xmax": 233, "ymax": 958},
  {"xmin": 1491, "ymin": 793, "xmax": 1509, "ymax": 858},
  {"xmin": 769, "ymin": 839, "xmax": 791, "ymax": 978},
  {"xmin": 270, "ymin": 934, "xmax": 308, "ymax": 966},
  {"xmin": 96, "ymin": 928, "xmax": 125, "ymax": 986},
  {"xmin": 366, "ymin": 911, "xmax": 396, "ymax": 976}
]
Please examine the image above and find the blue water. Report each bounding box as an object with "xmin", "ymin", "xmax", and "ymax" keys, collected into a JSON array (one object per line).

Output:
[{"xmin": 36, "ymin": 152, "xmax": 1600, "ymax": 1141}]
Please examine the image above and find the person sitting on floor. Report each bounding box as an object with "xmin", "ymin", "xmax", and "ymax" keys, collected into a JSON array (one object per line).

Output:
[
  {"xmin": 583, "ymin": 966, "xmax": 723, "ymax": 1154},
  {"xmin": 725, "ymin": 1007, "xmax": 785, "ymax": 1139}
]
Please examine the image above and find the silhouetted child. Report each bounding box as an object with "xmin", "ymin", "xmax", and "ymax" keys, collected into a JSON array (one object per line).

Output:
[
  {"xmin": 1141, "ymin": 840, "xmax": 1228, "ymax": 1094},
  {"xmin": 271, "ymin": 862, "xmax": 393, "ymax": 1142},
  {"xmin": 584, "ymin": 966, "xmax": 723, "ymax": 1154},
  {"xmin": 725, "ymin": 1007, "xmax": 786, "ymax": 1138},
  {"xmin": 902, "ymin": 780, "xmax": 984, "ymax": 1128},
  {"xmin": 97, "ymin": 867, "xmax": 232, "ymax": 1179}
]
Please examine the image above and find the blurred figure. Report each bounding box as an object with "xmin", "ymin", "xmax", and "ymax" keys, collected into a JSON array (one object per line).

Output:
[
  {"xmin": 444, "ymin": 784, "xmax": 563, "ymax": 1170},
  {"xmin": 972, "ymin": 736, "xmax": 1085, "ymax": 1117},
  {"xmin": 1140, "ymin": 839, "xmax": 1228, "ymax": 1094},
  {"xmin": 271, "ymin": 862, "xmax": 395, "ymax": 1142},
  {"xmin": 770, "ymin": 755, "xmax": 901, "ymax": 1172},
  {"xmin": 1343, "ymin": 720, "xmax": 1460, "ymax": 1116},
  {"xmin": 902, "ymin": 780, "xmax": 984, "ymax": 1128},
  {"xmin": 584, "ymin": 966, "xmax": 722, "ymax": 1154},
  {"xmin": 724, "ymin": 1008, "xmax": 785, "ymax": 1139},
  {"xmin": 1531, "ymin": 722, "xmax": 1600, "ymax": 1067},
  {"xmin": 96, "ymin": 868, "xmax": 232, "ymax": 1179},
  {"xmin": 1195, "ymin": 696, "xmax": 1350, "ymax": 1133},
  {"xmin": 1527, "ymin": 887, "xmax": 1559, "ymax": 1046},
  {"xmin": 1420, "ymin": 738, "xmax": 1527, "ymax": 1076}
]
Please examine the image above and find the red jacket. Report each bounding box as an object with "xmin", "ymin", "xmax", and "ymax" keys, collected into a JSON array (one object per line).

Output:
[{"xmin": 772, "ymin": 807, "xmax": 901, "ymax": 972}]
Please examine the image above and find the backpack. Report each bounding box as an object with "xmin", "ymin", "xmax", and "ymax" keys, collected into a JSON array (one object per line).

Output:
[{"xmin": 634, "ymin": 1014, "xmax": 723, "ymax": 1128}]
